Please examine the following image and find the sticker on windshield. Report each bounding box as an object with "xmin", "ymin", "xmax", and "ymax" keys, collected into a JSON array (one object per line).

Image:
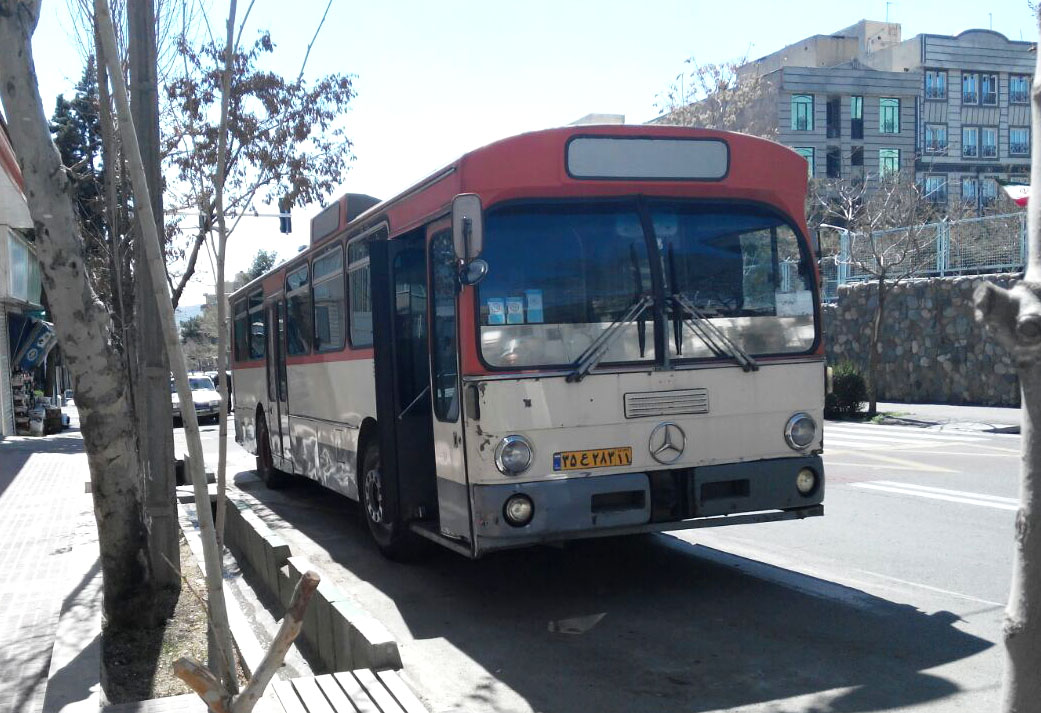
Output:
[
  {"xmin": 487, "ymin": 298, "xmax": 506, "ymax": 325},
  {"xmin": 525, "ymin": 289, "xmax": 544, "ymax": 323},
  {"xmin": 506, "ymin": 297, "xmax": 525, "ymax": 324},
  {"xmin": 776, "ymin": 290, "xmax": 813, "ymax": 316}
]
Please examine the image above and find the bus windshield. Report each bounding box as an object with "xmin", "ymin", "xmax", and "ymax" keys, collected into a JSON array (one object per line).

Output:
[{"xmin": 477, "ymin": 200, "xmax": 817, "ymax": 370}]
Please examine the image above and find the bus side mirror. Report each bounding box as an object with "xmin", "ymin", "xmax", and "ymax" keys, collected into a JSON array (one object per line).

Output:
[{"xmin": 452, "ymin": 194, "xmax": 483, "ymax": 260}]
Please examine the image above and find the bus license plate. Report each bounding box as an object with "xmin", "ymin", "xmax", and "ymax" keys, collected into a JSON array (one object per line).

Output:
[{"xmin": 553, "ymin": 447, "xmax": 633, "ymax": 471}]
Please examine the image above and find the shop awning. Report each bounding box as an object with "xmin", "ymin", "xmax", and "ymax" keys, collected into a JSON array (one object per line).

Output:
[{"xmin": 7, "ymin": 313, "xmax": 56, "ymax": 371}]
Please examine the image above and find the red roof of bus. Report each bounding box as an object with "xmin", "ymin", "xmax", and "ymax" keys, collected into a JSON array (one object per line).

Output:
[{"xmin": 329, "ymin": 124, "xmax": 809, "ymax": 245}]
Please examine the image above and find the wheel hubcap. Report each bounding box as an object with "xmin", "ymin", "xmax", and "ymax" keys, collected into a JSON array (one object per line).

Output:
[{"xmin": 364, "ymin": 467, "xmax": 384, "ymax": 524}]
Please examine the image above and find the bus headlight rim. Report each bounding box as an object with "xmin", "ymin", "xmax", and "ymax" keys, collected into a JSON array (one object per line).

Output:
[
  {"xmin": 495, "ymin": 434, "xmax": 534, "ymax": 475},
  {"xmin": 503, "ymin": 493, "xmax": 534, "ymax": 527},
  {"xmin": 784, "ymin": 412, "xmax": 817, "ymax": 450}
]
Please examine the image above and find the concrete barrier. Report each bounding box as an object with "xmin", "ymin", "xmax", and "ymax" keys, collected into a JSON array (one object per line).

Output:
[{"xmin": 224, "ymin": 494, "xmax": 402, "ymax": 673}]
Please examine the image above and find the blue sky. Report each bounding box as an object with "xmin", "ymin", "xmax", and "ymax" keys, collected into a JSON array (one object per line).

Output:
[{"xmin": 30, "ymin": 0, "xmax": 1039, "ymax": 303}]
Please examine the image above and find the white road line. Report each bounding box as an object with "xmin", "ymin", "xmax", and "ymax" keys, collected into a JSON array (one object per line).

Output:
[
  {"xmin": 824, "ymin": 428, "xmax": 987, "ymax": 444},
  {"xmin": 849, "ymin": 568, "xmax": 1006, "ymax": 607},
  {"xmin": 851, "ymin": 481, "xmax": 1019, "ymax": 511},
  {"xmin": 870, "ymin": 480, "xmax": 1019, "ymax": 504}
]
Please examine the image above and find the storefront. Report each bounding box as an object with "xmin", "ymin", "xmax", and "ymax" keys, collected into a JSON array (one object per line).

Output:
[{"xmin": 1, "ymin": 119, "xmax": 40, "ymax": 438}]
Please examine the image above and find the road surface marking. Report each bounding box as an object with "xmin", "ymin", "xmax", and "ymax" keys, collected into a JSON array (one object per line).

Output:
[
  {"xmin": 851, "ymin": 480, "xmax": 1019, "ymax": 511},
  {"xmin": 825, "ymin": 426, "xmax": 989, "ymax": 443},
  {"xmin": 850, "ymin": 568, "xmax": 1006, "ymax": 607}
]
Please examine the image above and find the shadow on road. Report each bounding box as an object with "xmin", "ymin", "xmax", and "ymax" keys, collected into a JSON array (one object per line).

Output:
[{"xmin": 234, "ymin": 470, "xmax": 993, "ymax": 713}]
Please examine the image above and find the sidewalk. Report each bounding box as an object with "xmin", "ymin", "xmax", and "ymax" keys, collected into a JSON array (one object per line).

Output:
[
  {"xmin": 874, "ymin": 400, "xmax": 1021, "ymax": 434},
  {"xmin": 0, "ymin": 413, "xmax": 98, "ymax": 713}
]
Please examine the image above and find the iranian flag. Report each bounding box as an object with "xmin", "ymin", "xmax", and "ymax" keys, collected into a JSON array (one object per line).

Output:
[{"xmin": 997, "ymin": 178, "xmax": 1030, "ymax": 207}]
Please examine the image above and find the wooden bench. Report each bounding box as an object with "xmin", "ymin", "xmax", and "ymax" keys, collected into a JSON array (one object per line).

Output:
[
  {"xmin": 273, "ymin": 670, "xmax": 428, "ymax": 713},
  {"xmin": 103, "ymin": 669, "xmax": 429, "ymax": 713}
]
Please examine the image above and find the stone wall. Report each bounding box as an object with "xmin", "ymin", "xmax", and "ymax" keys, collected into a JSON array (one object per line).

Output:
[{"xmin": 822, "ymin": 273, "xmax": 1021, "ymax": 406}]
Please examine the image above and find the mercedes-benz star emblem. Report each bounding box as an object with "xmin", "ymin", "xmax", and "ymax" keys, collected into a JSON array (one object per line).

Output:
[{"xmin": 648, "ymin": 422, "xmax": 686, "ymax": 464}]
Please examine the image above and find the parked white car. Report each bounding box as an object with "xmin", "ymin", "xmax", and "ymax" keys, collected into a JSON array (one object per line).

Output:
[{"xmin": 172, "ymin": 375, "xmax": 222, "ymax": 425}]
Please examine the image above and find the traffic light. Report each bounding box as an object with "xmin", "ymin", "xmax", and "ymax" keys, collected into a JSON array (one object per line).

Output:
[{"xmin": 278, "ymin": 196, "xmax": 292, "ymax": 234}]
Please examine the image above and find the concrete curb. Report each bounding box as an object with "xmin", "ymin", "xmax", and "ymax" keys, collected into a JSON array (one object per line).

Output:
[{"xmin": 223, "ymin": 493, "xmax": 402, "ymax": 673}]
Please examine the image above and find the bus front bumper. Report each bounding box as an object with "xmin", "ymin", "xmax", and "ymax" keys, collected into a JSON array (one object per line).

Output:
[{"xmin": 470, "ymin": 455, "xmax": 824, "ymax": 555}]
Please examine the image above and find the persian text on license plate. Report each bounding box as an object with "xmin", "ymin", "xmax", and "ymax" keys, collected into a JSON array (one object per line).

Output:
[{"xmin": 553, "ymin": 447, "xmax": 633, "ymax": 471}]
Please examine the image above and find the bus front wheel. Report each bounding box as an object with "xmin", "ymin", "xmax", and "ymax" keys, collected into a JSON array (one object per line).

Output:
[
  {"xmin": 360, "ymin": 443, "xmax": 422, "ymax": 560},
  {"xmin": 256, "ymin": 415, "xmax": 289, "ymax": 489}
]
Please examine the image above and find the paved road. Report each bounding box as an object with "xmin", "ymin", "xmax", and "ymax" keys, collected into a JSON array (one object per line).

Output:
[{"xmin": 219, "ymin": 418, "xmax": 1019, "ymax": 713}]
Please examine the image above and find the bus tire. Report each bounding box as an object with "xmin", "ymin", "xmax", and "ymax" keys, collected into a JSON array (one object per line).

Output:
[
  {"xmin": 359, "ymin": 442, "xmax": 423, "ymax": 561},
  {"xmin": 256, "ymin": 414, "xmax": 290, "ymax": 489}
]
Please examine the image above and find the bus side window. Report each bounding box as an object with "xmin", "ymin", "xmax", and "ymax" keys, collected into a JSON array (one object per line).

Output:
[
  {"xmin": 348, "ymin": 232, "xmax": 379, "ymax": 348},
  {"xmin": 285, "ymin": 265, "xmax": 312, "ymax": 355},
  {"xmin": 233, "ymin": 300, "xmax": 249, "ymax": 361},
  {"xmin": 312, "ymin": 244, "xmax": 345, "ymax": 352},
  {"xmin": 430, "ymin": 231, "xmax": 459, "ymax": 421}
]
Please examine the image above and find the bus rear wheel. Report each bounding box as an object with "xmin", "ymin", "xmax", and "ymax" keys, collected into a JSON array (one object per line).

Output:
[
  {"xmin": 256, "ymin": 415, "xmax": 289, "ymax": 489},
  {"xmin": 359, "ymin": 443, "xmax": 423, "ymax": 560}
]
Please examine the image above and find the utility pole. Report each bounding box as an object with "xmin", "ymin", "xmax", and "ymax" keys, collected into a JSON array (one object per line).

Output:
[{"xmin": 129, "ymin": 0, "xmax": 179, "ymax": 590}]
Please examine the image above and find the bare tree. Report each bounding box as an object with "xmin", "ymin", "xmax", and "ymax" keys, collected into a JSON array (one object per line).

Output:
[
  {"xmin": 654, "ymin": 56, "xmax": 777, "ymax": 140},
  {"xmin": 974, "ymin": 17, "xmax": 1041, "ymax": 710},
  {"xmin": 814, "ymin": 172, "xmax": 936, "ymax": 414},
  {"xmin": 0, "ymin": 0, "xmax": 156, "ymax": 628}
]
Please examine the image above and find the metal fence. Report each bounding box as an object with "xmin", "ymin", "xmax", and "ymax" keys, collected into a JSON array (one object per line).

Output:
[{"xmin": 818, "ymin": 212, "xmax": 1027, "ymax": 302}]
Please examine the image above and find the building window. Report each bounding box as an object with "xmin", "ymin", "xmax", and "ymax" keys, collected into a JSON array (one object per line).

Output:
[
  {"xmin": 850, "ymin": 145, "xmax": 864, "ymax": 180},
  {"xmin": 880, "ymin": 98, "xmax": 899, "ymax": 134},
  {"xmin": 981, "ymin": 177, "xmax": 998, "ymax": 207},
  {"xmin": 826, "ymin": 96, "xmax": 841, "ymax": 139},
  {"xmin": 285, "ymin": 264, "xmax": 312, "ymax": 356},
  {"xmin": 924, "ymin": 175, "xmax": 947, "ymax": 204},
  {"xmin": 981, "ymin": 73, "xmax": 998, "ymax": 106},
  {"xmin": 1011, "ymin": 74, "xmax": 1031, "ymax": 104},
  {"xmin": 981, "ymin": 127, "xmax": 997, "ymax": 159},
  {"xmin": 348, "ymin": 234, "xmax": 375, "ymax": 348},
  {"xmin": 1011, "ymin": 127, "xmax": 1031, "ymax": 157},
  {"xmin": 924, "ymin": 124, "xmax": 948, "ymax": 154},
  {"xmin": 791, "ymin": 94, "xmax": 813, "ymax": 131},
  {"xmin": 794, "ymin": 147, "xmax": 814, "ymax": 177},
  {"xmin": 848, "ymin": 96, "xmax": 863, "ymax": 140},
  {"xmin": 879, "ymin": 148, "xmax": 899, "ymax": 178},
  {"xmin": 962, "ymin": 72, "xmax": 979, "ymax": 104},
  {"xmin": 962, "ymin": 176, "xmax": 979, "ymax": 205},
  {"xmin": 962, "ymin": 126, "xmax": 979, "ymax": 158},
  {"xmin": 826, "ymin": 146, "xmax": 841, "ymax": 178},
  {"xmin": 925, "ymin": 70, "xmax": 947, "ymax": 100},
  {"xmin": 312, "ymin": 244, "xmax": 345, "ymax": 353}
]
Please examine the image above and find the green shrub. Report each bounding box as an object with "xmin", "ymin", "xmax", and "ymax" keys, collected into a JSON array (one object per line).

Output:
[{"xmin": 825, "ymin": 361, "xmax": 867, "ymax": 419}]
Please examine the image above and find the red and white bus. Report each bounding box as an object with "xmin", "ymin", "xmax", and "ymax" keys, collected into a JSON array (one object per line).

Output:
[{"xmin": 231, "ymin": 125, "xmax": 825, "ymax": 558}]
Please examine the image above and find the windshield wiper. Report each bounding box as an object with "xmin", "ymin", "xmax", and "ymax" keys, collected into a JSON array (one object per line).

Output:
[
  {"xmin": 672, "ymin": 292, "xmax": 759, "ymax": 373},
  {"xmin": 567, "ymin": 294, "xmax": 653, "ymax": 383}
]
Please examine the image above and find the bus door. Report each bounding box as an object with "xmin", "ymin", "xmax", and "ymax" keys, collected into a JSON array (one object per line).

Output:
[
  {"xmin": 427, "ymin": 224, "xmax": 472, "ymax": 542},
  {"xmin": 264, "ymin": 298, "xmax": 289, "ymax": 467},
  {"xmin": 370, "ymin": 231, "xmax": 438, "ymax": 530}
]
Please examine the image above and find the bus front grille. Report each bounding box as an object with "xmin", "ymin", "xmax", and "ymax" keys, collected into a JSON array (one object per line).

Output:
[{"xmin": 624, "ymin": 388, "xmax": 710, "ymax": 419}]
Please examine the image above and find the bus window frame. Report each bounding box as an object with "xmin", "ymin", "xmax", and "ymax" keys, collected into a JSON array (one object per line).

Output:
[
  {"xmin": 247, "ymin": 289, "xmax": 265, "ymax": 360},
  {"xmin": 346, "ymin": 223, "xmax": 388, "ymax": 349},
  {"xmin": 311, "ymin": 242, "xmax": 346, "ymax": 353},
  {"xmin": 472, "ymin": 196, "xmax": 821, "ymax": 374},
  {"xmin": 285, "ymin": 262, "xmax": 313, "ymax": 356}
]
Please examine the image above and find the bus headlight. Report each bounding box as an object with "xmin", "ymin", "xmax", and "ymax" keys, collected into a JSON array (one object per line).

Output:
[
  {"xmin": 495, "ymin": 435, "xmax": 533, "ymax": 475},
  {"xmin": 796, "ymin": 467, "xmax": 819, "ymax": 495},
  {"xmin": 784, "ymin": 413, "xmax": 816, "ymax": 450},
  {"xmin": 503, "ymin": 494, "xmax": 534, "ymax": 526}
]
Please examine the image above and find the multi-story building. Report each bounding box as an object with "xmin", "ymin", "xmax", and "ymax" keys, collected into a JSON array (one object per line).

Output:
[
  {"xmin": 657, "ymin": 20, "xmax": 1033, "ymax": 212},
  {"xmin": 867, "ymin": 27, "xmax": 1034, "ymax": 210}
]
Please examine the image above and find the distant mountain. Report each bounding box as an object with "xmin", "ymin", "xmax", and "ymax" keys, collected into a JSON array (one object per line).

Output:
[{"xmin": 175, "ymin": 304, "xmax": 204, "ymax": 325}]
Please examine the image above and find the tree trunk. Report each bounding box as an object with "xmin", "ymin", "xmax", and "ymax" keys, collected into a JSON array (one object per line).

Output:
[
  {"xmin": 0, "ymin": 0, "xmax": 155, "ymax": 628},
  {"xmin": 129, "ymin": 0, "xmax": 179, "ymax": 592},
  {"xmin": 213, "ymin": 0, "xmax": 238, "ymax": 551},
  {"xmin": 92, "ymin": 0, "xmax": 238, "ymax": 691},
  {"xmin": 866, "ymin": 275, "xmax": 887, "ymax": 416},
  {"xmin": 974, "ymin": 24, "xmax": 1041, "ymax": 712}
]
